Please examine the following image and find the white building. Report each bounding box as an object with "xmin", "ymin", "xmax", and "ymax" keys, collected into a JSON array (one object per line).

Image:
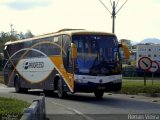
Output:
[{"xmin": 136, "ymin": 44, "xmax": 160, "ymax": 67}]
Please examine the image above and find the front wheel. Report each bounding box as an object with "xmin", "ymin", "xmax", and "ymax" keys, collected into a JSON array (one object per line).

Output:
[
  {"xmin": 94, "ymin": 90, "xmax": 104, "ymax": 99},
  {"xmin": 57, "ymin": 79, "xmax": 67, "ymax": 99}
]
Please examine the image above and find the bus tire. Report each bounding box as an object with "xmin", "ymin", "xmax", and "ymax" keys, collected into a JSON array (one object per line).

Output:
[
  {"xmin": 114, "ymin": 82, "xmax": 122, "ymax": 91},
  {"xmin": 14, "ymin": 78, "xmax": 22, "ymax": 93},
  {"xmin": 94, "ymin": 90, "xmax": 104, "ymax": 99},
  {"xmin": 14, "ymin": 77, "xmax": 28, "ymax": 93},
  {"xmin": 57, "ymin": 79, "xmax": 67, "ymax": 99}
]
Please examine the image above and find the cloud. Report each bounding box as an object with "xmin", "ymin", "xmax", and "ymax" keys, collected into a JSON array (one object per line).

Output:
[{"xmin": 0, "ymin": 0, "xmax": 53, "ymax": 10}]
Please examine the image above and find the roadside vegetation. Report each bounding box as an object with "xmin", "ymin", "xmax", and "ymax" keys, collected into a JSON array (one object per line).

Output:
[
  {"xmin": 0, "ymin": 97, "xmax": 30, "ymax": 119},
  {"xmin": 0, "ymin": 75, "xmax": 30, "ymax": 119},
  {"xmin": 121, "ymin": 78, "xmax": 160, "ymax": 94}
]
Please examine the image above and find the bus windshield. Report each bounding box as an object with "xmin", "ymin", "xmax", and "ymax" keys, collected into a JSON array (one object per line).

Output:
[{"xmin": 72, "ymin": 35, "xmax": 121, "ymax": 75}]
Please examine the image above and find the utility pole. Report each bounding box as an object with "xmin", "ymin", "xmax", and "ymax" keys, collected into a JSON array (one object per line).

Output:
[
  {"xmin": 112, "ymin": 1, "xmax": 116, "ymax": 33},
  {"xmin": 98, "ymin": 0, "xmax": 128, "ymax": 33}
]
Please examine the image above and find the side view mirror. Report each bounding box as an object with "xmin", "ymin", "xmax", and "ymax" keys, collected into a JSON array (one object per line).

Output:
[
  {"xmin": 119, "ymin": 44, "xmax": 130, "ymax": 59},
  {"xmin": 71, "ymin": 43, "xmax": 77, "ymax": 59}
]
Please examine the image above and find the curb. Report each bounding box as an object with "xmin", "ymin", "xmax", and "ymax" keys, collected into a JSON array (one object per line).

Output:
[{"xmin": 20, "ymin": 93, "xmax": 46, "ymax": 120}]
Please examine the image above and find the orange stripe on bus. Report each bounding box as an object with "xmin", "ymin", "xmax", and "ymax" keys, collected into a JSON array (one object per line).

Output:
[{"xmin": 50, "ymin": 56, "xmax": 74, "ymax": 92}]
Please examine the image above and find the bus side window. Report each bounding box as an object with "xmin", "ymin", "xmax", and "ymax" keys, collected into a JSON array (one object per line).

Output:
[{"xmin": 67, "ymin": 47, "xmax": 73, "ymax": 73}]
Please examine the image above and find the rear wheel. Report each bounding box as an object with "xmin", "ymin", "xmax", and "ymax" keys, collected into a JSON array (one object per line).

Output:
[
  {"xmin": 15, "ymin": 81, "xmax": 21, "ymax": 93},
  {"xmin": 14, "ymin": 77, "xmax": 28, "ymax": 93},
  {"xmin": 57, "ymin": 79, "xmax": 67, "ymax": 99},
  {"xmin": 94, "ymin": 90, "xmax": 104, "ymax": 99}
]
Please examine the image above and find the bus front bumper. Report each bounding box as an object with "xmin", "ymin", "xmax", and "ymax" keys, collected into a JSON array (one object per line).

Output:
[{"xmin": 74, "ymin": 80, "xmax": 122, "ymax": 93}]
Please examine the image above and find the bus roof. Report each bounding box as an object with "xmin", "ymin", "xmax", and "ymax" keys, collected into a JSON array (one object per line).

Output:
[
  {"xmin": 5, "ymin": 29, "xmax": 115, "ymax": 45},
  {"xmin": 58, "ymin": 29, "xmax": 115, "ymax": 36}
]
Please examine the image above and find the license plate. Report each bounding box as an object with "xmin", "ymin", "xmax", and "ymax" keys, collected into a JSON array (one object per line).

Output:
[{"xmin": 98, "ymin": 86, "xmax": 106, "ymax": 90}]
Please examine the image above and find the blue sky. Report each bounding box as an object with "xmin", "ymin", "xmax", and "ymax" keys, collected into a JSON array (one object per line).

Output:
[{"xmin": 0, "ymin": 0, "xmax": 160, "ymax": 42}]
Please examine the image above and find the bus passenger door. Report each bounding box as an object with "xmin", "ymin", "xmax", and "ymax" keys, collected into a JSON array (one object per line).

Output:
[
  {"xmin": 66, "ymin": 47, "xmax": 74, "ymax": 91},
  {"xmin": 62, "ymin": 35, "xmax": 75, "ymax": 92}
]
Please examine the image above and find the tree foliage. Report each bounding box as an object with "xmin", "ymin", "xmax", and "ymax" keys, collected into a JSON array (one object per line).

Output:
[
  {"xmin": 0, "ymin": 32, "xmax": 17, "ymax": 53},
  {"xmin": 0, "ymin": 32, "xmax": 17, "ymax": 44},
  {"xmin": 24, "ymin": 30, "xmax": 34, "ymax": 39},
  {"xmin": 0, "ymin": 30, "xmax": 34, "ymax": 70},
  {"xmin": 0, "ymin": 30, "xmax": 34, "ymax": 53}
]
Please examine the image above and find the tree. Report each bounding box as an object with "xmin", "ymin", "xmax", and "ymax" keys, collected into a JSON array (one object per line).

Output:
[
  {"xmin": 24, "ymin": 30, "xmax": 34, "ymax": 39},
  {"xmin": 0, "ymin": 31, "xmax": 18, "ymax": 70},
  {"xmin": 0, "ymin": 29, "xmax": 34, "ymax": 52},
  {"xmin": 18, "ymin": 32, "xmax": 25, "ymax": 39},
  {"xmin": 0, "ymin": 32, "xmax": 17, "ymax": 53}
]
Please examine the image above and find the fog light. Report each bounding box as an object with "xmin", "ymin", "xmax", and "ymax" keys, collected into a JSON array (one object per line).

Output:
[{"xmin": 113, "ymin": 79, "xmax": 121, "ymax": 83}]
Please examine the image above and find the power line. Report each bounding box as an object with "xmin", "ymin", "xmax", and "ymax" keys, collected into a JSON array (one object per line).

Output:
[
  {"xmin": 110, "ymin": 0, "xmax": 113, "ymax": 7},
  {"xmin": 115, "ymin": 0, "xmax": 119, "ymax": 8},
  {"xmin": 98, "ymin": 0, "xmax": 111, "ymax": 15},
  {"xmin": 116, "ymin": 0, "xmax": 128, "ymax": 15}
]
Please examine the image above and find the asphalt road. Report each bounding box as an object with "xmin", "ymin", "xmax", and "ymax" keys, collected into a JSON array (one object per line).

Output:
[{"xmin": 0, "ymin": 84, "xmax": 160, "ymax": 120}]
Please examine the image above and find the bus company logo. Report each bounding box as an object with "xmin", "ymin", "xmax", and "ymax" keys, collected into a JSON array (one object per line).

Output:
[
  {"xmin": 23, "ymin": 61, "xmax": 44, "ymax": 70},
  {"xmin": 23, "ymin": 61, "xmax": 29, "ymax": 70}
]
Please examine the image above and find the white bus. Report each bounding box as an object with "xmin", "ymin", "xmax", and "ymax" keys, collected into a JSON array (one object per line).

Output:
[{"xmin": 3, "ymin": 29, "xmax": 130, "ymax": 98}]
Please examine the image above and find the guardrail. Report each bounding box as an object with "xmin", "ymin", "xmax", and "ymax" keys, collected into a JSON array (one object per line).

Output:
[{"xmin": 20, "ymin": 93, "xmax": 46, "ymax": 120}]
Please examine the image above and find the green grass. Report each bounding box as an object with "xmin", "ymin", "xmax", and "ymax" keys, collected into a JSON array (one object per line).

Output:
[
  {"xmin": 121, "ymin": 80, "xmax": 160, "ymax": 94},
  {"xmin": 0, "ymin": 97, "xmax": 30, "ymax": 119}
]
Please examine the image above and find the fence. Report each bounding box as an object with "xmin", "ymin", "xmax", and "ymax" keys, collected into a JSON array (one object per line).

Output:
[{"xmin": 20, "ymin": 93, "xmax": 46, "ymax": 120}]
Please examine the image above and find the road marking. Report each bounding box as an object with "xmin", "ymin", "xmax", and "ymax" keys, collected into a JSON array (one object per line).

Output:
[{"xmin": 52, "ymin": 101, "xmax": 94, "ymax": 120}]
